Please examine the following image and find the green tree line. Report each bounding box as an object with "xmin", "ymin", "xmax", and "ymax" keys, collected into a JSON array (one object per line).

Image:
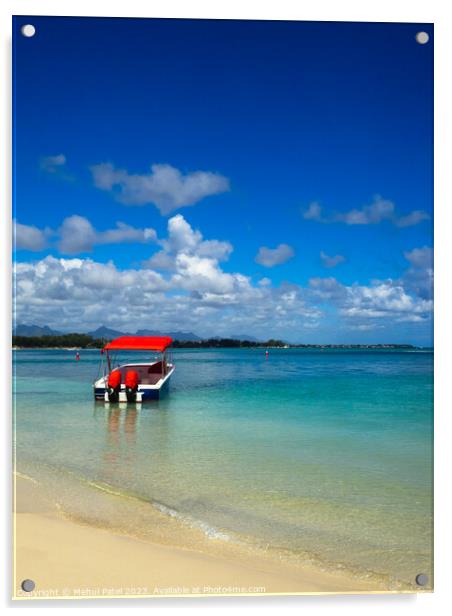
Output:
[{"xmin": 12, "ymin": 334, "xmax": 286, "ymax": 349}]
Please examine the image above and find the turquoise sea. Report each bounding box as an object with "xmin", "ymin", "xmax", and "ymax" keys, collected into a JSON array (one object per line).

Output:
[{"xmin": 13, "ymin": 348, "xmax": 433, "ymax": 589}]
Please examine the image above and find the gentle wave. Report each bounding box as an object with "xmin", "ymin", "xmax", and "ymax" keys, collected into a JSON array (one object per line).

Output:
[{"xmin": 15, "ymin": 460, "xmax": 415, "ymax": 591}]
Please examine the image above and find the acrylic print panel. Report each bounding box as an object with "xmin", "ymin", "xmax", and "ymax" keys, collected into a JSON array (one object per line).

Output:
[{"xmin": 12, "ymin": 16, "xmax": 433, "ymax": 599}]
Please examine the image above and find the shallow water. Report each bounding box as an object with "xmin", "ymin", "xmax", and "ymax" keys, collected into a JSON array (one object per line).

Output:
[{"xmin": 13, "ymin": 348, "xmax": 433, "ymax": 588}]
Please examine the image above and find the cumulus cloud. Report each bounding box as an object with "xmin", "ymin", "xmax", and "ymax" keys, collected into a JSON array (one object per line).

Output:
[
  {"xmin": 143, "ymin": 214, "xmax": 233, "ymax": 271},
  {"xmin": 395, "ymin": 210, "xmax": 430, "ymax": 228},
  {"xmin": 258, "ymin": 277, "xmax": 272, "ymax": 287},
  {"xmin": 172, "ymin": 253, "xmax": 247, "ymax": 295},
  {"xmin": 14, "ymin": 221, "xmax": 48, "ymax": 251},
  {"xmin": 309, "ymin": 276, "xmax": 432, "ymax": 323},
  {"xmin": 303, "ymin": 202, "xmax": 324, "ymax": 222},
  {"xmin": 303, "ymin": 196, "xmax": 429, "ymax": 228},
  {"xmin": 404, "ymin": 246, "xmax": 433, "ymax": 268},
  {"xmin": 40, "ymin": 154, "xmax": 66, "ymax": 173},
  {"xmin": 320, "ymin": 251, "xmax": 345, "ymax": 268},
  {"xmin": 14, "ymin": 216, "xmax": 321, "ymax": 337},
  {"xmin": 309, "ymin": 277, "xmax": 347, "ymax": 301},
  {"xmin": 40, "ymin": 154, "xmax": 74, "ymax": 181},
  {"xmin": 90, "ymin": 162, "xmax": 230, "ymax": 215},
  {"xmin": 336, "ymin": 196, "xmax": 395, "ymax": 225},
  {"xmin": 150, "ymin": 215, "xmax": 243, "ymax": 298},
  {"xmin": 57, "ymin": 215, "xmax": 157, "ymax": 254},
  {"xmin": 14, "ymin": 255, "xmax": 319, "ymax": 338},
  {"xmin": 15, "ymin": 215, "xmax": 157, "ymax": 255},
  {"xmin": 13, "ymin": 218, "xmax": 433, "ymax": 341},
  {"xmin": 14, "ymin": 256, "xmax": 167, "ymax": 325},
  {"xmin": 255, "ymin": 244, "xmax": 294, "ymax": 267},
  {"xmin": 403, "ymin": 246, "xmax": 433, "ymax": 300},
  {"xmin": 341, "ymin": 282, "xmax": 432, "ymax": 319}
]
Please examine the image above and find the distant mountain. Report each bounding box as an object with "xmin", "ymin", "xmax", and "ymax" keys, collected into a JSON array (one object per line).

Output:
[
  {"xmin": 135, "ymin": 329, "xmax": 164, "ymax": 336},
  {"xmin": 14, "ymin": 323, "xmax": 248, "ymax": 343},
  {"xmin": 13, "ymin": 324, "xmax": 62, "ymax": 337},
  {"xmin": 229, "ymin": 334, "xmax": 261, "ymax": 342},
  {"xmin": 89, "ymin": 326, "xmax": 202, "ymax": 341},
  {"xmin": 170, "ymin": 331, "xmax": 202, "ymax": 341},
  {"xmin": 136, "ymin": 329, "xmax": 202, "ymax": 341},
  {"xmin": 87, "ymin": 326, "xmax": 127, "ymax": 339}
]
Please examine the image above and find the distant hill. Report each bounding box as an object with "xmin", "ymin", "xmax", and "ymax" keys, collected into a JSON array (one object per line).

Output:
[
  {"xmin": 13, "ymin": 324, "xmax": 62, "ymax": 337},
  {"xmin": 88, "ymin": 326, "xmax": 202, "ymax": 341},
  {"xmin": 15, "ymin": 323, "xmax": 249, "ymax": 343},
  {"xmin": 87, "ymin": 326, "xmax": 128, "ymax": 339},
  {"xmin": 229, "ymin": 334, "xmax": 261, "ymax": 342},
  {"xmin": 88, "ymin": 327, "xmax": 202, "ymax": 341},
  {"xmin": 136, "ymin": 329, "xmax": 202, "ymax": 341}
]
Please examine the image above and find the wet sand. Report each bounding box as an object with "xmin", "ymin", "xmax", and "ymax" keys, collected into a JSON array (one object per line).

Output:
[{"xmin": 13, "ymin": 474, "xmax": 385, "ymax": 599}]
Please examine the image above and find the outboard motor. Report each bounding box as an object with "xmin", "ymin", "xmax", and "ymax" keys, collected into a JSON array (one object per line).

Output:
[
  {"xmin": 107, "ymin": 369, "xmax": 121, "ymax": 402},
  {"xmin": 125, "ymin": 370, "xmax": 140, "ymax": 402}
]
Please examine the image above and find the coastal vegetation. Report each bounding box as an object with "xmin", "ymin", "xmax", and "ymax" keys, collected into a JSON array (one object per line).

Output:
[
  {"xmin": 12, "ymin": 334, "xmax": 417, "ymax": 350},
  {"xmin": 13, "ymin": 334, "xmax": 103, "ymax": 349}
]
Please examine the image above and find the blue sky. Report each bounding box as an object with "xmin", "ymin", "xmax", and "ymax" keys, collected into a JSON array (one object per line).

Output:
[{"xmin": 13, "ymin": 17, "xmax": 433, "ymax": 344}]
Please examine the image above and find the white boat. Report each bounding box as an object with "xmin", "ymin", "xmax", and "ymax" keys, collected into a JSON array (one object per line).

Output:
[{"xmin": 93, "ymin": 336, "xmax": 175, "ymax": 402}]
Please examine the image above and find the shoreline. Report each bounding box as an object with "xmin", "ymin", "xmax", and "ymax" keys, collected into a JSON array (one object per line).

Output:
[
  {"xmin": 14, "ymin": 472, "xmax": 394, "ymax": 599},
  {"xmin": 12, "ymin": 346, "xmax": 430, "ymax": 351}
]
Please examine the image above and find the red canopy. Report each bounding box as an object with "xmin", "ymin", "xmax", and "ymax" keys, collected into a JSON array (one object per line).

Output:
[{"xmin": 103, "ymin": 336, "xmax": 173, "ymax": 352}]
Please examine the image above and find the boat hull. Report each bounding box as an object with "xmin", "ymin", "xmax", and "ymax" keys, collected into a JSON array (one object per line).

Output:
[
  {"xmin": 94, "ymin": 364, "xmax": 174, "ymax": 403},
  {"xmin": 94, "ymin": 378, "xmax": 170, "ymax": 402}
]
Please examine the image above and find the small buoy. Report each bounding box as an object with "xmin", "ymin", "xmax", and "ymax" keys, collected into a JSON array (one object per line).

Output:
[
  {"xmin": 75, "ymin": 352, "xmax": 80, "ymax": 361},
  {"xmin": 265, "ymin": 350, "xmax": 269, "ymax": 359}
]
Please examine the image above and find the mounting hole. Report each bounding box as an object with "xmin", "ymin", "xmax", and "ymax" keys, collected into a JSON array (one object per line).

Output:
[
  {"xmin": 21, "ymin": 579, "xmax": 35, "ymax": 592},
  {"xmin": 21, "ymin": 24, "xmax": 36, "ymax": 38},
  {"xmin": 415, "ymin": 31, "xmax": 429, "ymax": 45},
  {"xmin": 415, "ymin": 573, "xmax": 429, "ymax": 586}
]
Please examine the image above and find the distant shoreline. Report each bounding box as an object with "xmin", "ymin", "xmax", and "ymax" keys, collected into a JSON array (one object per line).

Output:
[
  {"xmin": 12, "ymin": 341, "xmax": 426, "ymax": 351},
  {"xmin": 12, "ymin": 331, "xmax": 428, "ymax": 351}
]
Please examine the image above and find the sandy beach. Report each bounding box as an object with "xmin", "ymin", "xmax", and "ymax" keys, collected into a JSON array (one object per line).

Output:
[{"xmin": 13, "ymin": 473, "xmax": 384, "ymax": 599}]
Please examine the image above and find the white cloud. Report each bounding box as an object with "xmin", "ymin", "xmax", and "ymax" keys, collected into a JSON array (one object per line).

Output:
[
  {"xmin": 342, "ymin": 282, "xmax": 432, "ymax": 318},
  {"xmin": 258, "ymin": 277, "xmax": 272, "ymax": 287},
  {"xmin": 303, "ymin": 202, "xmax": 324, "ymax": 221},
  {"xmin": 320, "ymin": 251, "xmax": 345, "ymax": 268},
  {"xmin": 172, "ymin": 253, "xmax": 243, "ymax": 295},
  {"xmin": 309, "ymin": 276, "xmax": 432, "ymax": 323},
  {"xmin": 149, "ymin": 215, "xmax": 243, "ymax": 297},
  {"xmin": 164, "ymin": 214, "xmax": 202, "ymax": 252},
  {"xmin": 39, "ymin": 154, "xmax": 74, "ymax": 181},
  {"xmin": 402, "ymin": 246, "xmax": 433, "ymax": 300},
  {"xmin": 14, "ymin": 216, "xmax": 320, "ymax": 337},
  {"xmin": 40, "ymin": 154, "xmax": 66, "ymax": 173},
  {"xmin": 91, "ymin": 162, "xmax": 230, "ymax": 215},
  {"xmin": 404, "ymin": 246, "xmax": 433, "ymax": 268},
  {"xmin": 255, "ymin": 243, "xmax": 294, "ymax": 267},
  {"xmin": 396, "ymin": 211, "xmax": 430, "ymax": 228},
  {"xmin": 303, "ymin": 196, "xmax": 429, "ymax": 228},
  {"xmin": 144, "ymin": 250, "xmax": 175, "ymax": 271},
  {"xmin": 143, "ymin": 214, "xmax": 233, "ymax": 272},
  {"xmin": 309, "ymin": 277, "xmax": 347, "ymax": 301},
  {"xmin": 336, "ymin": 196, "xmax": 395, "ymax": 225},
  {"xmin": 196, "ymin": 239, "xmax": 234, "ymax": 261},
  {"xmin": 13, "ymin": 219, "xmax": 433, "ymax": 341},
  {"xmin": 14, "ymin": 221, "xmax": 48, "ymax": 251},
  {"xmin": 14, "ymin": 254, "xmax": 319, "ymax": 338},
  {"xmin": 15, "ymin": 255, "xmax": 167, "ymax": 309},
  {"xmin": 57, "ymin": 215, "xmax": 157, "ymax": 254}
]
